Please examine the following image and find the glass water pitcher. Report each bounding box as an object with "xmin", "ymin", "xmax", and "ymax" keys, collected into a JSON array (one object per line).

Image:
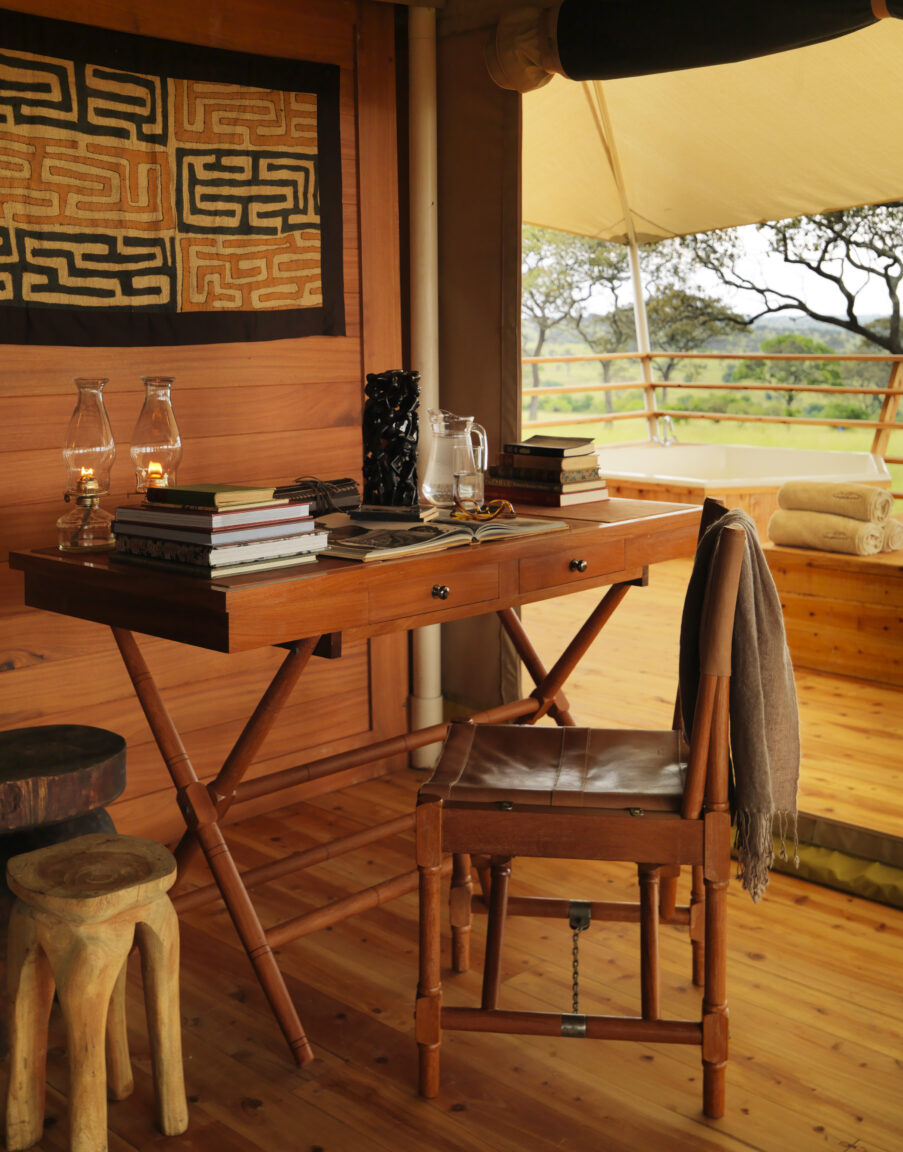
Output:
[{"xmin": 421, "ymin": 409, "xmax": 489, "ymax": 508}]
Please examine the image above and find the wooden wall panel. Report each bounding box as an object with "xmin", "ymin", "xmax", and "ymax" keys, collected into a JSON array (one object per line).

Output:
[{"xmin": 0, "ymin": 0, "xmax": 408, "ymax": 842}]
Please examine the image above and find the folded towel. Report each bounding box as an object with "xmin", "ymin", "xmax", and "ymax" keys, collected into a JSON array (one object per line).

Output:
[
  {"xmin": 767, "ymin": 509, "xmax": 883, "ymax": 556},
  {"xmin": 882, "ymin": 518, "xmax": 903, "ymax": 552},
  {"xmin": 777, "ymin": 481, "xmax": 893, "ymax": 523}
]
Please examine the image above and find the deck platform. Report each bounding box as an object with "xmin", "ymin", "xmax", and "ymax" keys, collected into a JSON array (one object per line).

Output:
[{"xmin": 765, "ymin": 538, "xmax": 903, "ymax": 689}]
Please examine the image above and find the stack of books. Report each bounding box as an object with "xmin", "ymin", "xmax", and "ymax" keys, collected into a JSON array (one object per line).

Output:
[
  {"xmin": 111, "ymin": 483, "xmax": 329, "ymax": 577},
  {"xmin": 484, "ymin": 436, "xmax": 609, "ymax": 507}
]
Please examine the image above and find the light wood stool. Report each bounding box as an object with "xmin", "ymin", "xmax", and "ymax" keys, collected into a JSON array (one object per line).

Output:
[{"xmin": 5, "ymin": 834, "xmax": 189, "ymax": 1152}]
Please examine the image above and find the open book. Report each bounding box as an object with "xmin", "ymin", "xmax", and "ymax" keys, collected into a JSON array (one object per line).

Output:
[{"xmin": 320, "ymin": 513, "xmax": 568, "ymax": 561}]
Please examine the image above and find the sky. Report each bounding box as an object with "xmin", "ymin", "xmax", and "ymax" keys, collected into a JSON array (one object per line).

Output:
[
  {"xmin": 715, "ymin": 224, "xmax": 889, "ymax": 319},
  {"xmin": 582, "ymin": 220, "xmax": 892, "ymax": 324}
]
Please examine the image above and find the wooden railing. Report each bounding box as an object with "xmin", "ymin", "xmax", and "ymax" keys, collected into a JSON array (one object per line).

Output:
[{"xmin": 521, "ymin": 351, "xmax": 903, "ymax": 496}]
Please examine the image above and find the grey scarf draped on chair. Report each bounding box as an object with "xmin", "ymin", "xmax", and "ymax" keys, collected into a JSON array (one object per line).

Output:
[{"xmin": 680, "ymin": 509, "xmax": 800, "ymax": 902}]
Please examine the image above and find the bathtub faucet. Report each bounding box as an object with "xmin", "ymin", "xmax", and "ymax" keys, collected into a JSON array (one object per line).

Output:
[{"xmin": 653, "ymin": 415, "xmax": 677, "ymax": 446}]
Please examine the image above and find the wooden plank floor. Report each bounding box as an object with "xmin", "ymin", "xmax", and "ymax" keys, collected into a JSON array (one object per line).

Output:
[
  {"xmin": 3, "ymin": 560, "xmax": 901, "ymax": 1151},
  {"xmin": 523, "ymin": 558, "xmax": 903, "ymax": 840},
  {"xmin": 4, "ymin": 767, "xmax": 902, "ymax": 1152}
]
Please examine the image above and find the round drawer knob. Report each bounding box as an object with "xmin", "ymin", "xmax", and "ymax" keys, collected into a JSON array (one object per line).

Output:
[
  {"xmin": 569, "ymin": 558, "xmax": 588, "ymax": 573},
  {"xmin": 432, "ymin": 584, "xmax": 451, "ymax": 600}
]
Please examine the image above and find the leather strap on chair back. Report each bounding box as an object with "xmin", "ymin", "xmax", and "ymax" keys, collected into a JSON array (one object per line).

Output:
[{"xmin": 681, "ymin": 524, "xmax": 746, "ymax": 819}]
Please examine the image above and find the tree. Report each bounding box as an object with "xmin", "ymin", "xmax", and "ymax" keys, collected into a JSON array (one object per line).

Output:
[
  {"xmin": 572, "ymin": 305, "xmax": 635, "ymax": 413},
  {"xmin": 522, "ymin": 227, "xmax": 629, "ymax": 420},
  {"xmin": 668, "ymin": 204, "xmax": 903, "ymax": 355},
  {"xmin": 644, "ymin": 287, "xmax": 746, "ymax": 383},
  {"xmin": 731, "ymin": 334, "xmax": 843, "ymax": 417}
]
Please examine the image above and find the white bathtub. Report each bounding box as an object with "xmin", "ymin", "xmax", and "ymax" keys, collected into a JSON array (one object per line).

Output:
[
  {"xmin": 596, "ymin": 443, "xmax": 890, "ymax": 488},
  {"xmin": 595, "ymin": 443, "xmax": 891, "ymax": 536}
]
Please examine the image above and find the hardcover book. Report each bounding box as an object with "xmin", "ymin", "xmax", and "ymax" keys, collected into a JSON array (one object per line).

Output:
[
  {"xmin": 484, "ymin": 484, "xmax": 609, "ymax": 508},
  {"xmin": 501, "ymin": 435, "xmax": 596, "ymax": 458},
  {"xmin": 488, "ymin": 467, "xmax": 605, "ymax": 491},
  {"xmin": 111, "ymin": 552, "xmax": 320, "ymax": 579},
  {"xmin": 112, "ymin": 512, "xmax": 314, "ymax": 547},
  {"xmin": 144, "ymin": 482, "xmax": 278, "ymax": 508},
  {"xmin": 113, "ymin": 502, "xmax": 310, "ymax": 529},
  {"xmin": 497, "ymin": 452, "xmax": 601, "ymax": 474},
  {"xmin": 113, "ymin": 529, "xmax": 328, "ymax": 568}
]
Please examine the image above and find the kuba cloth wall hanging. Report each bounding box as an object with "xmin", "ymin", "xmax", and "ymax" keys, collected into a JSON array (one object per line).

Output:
[{"xmin": 0, "ymin": 8, "xmax": 344, "ymax": 346}]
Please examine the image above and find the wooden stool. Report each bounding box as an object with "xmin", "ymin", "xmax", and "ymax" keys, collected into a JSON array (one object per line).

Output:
[
  {"xmin": 0, "ymin": 725, "xmax": 127, "ymax": 1059},
  {"xmin": 5, "ymin": 834, "xmax": 189, "ymax": 1152}
]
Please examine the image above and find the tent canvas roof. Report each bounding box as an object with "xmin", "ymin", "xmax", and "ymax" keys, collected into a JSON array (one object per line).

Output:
[{"xmin": 522, "ymin": 19, "xmax": 903, "ymax": 243}]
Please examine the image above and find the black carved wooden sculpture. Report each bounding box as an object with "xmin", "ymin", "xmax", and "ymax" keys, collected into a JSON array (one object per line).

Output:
[{"xmin": 362, "ymin": 369, "xmax": 421, "ymax": 506}]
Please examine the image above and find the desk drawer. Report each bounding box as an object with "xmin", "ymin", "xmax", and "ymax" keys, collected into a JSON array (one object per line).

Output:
[
  {"xmin": 369, "ymin": 561, "xmax": 500, "ymax": 623},
  {"xmin": 519, "ymin": 538, "xmax": 626, "ymax": 594}
]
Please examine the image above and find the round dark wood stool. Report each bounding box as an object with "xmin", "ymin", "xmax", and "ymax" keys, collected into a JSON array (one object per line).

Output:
[{"xmin": 0, "ymin": 725, "xmax": 127, "ymax": 1056}]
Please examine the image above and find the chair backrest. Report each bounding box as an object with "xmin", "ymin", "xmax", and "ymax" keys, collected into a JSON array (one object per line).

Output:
[
  {"xmin": 679, "ymin": 521, "xmax": 746, "ymax": 820},
  {"xmin": 671, "ymin": 499, "xmax": 728, "ymax": 731}
]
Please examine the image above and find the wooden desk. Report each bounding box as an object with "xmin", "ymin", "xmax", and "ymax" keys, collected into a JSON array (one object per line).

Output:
[{"xmin": 11, "ymin": 497, "xmax": 700, "ymax": 1063}]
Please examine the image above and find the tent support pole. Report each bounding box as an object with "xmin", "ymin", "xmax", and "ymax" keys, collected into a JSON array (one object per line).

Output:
[
  {"xmin": 586, "ymin": 81, "xmax": 657, "ymax": 441},
  {"xmin": 627, "ymin": 236, "xmax": 657, "ymax": 441},
  {"xmin": 409, "ymin": 6, "xmax": 444, "ymax": 768}
]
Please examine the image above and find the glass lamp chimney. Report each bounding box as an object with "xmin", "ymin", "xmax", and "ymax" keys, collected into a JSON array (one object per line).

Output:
[
  {"xmin": 57, "ymin": 377, "xmax": 116, "ymax": 551},
  {"xmin": 62, "ymin": 377, "xmax": 115, "ymax": 495},
  {"xmin": 131, "ymin": 375, "xmax": 182, "ymax": 491}
]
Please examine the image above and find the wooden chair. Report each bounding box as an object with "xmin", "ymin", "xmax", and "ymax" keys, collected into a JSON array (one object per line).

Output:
[{"xmin": 415, "ymin": 519, "xmax": 746, "ymax": 1118}]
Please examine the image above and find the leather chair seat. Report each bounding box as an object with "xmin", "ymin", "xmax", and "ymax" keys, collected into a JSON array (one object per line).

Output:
[{"xmin": 420, "ymin": 722, "xmax": 688, "ymax": 812}]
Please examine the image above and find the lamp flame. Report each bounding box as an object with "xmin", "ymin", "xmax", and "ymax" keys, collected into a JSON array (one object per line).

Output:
[{"xmin": 146, "ymin": 461, "xmax": 166, "ymax": 488}]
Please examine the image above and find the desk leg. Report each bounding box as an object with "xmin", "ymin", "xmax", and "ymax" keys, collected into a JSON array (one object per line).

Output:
[
  {"xmin": 497, "ymin": 608, "xmax": 575, "ymax": 726},
  {"xmin": 111, "ymin": 628, "xmax": 315, "ymax": 1066},
  {"xmin": 499, "ymin": 580, "xmax": 636, "ymax": 725},
  {"xmin": 172, "ymin": 638, "xmax": 319, "ymax": 880}
]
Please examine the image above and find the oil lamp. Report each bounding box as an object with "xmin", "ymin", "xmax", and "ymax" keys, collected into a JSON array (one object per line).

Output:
[
  {"xmin": 130, "ymin": 375, "xmax": 182, "ymax": 492},
  {"xmin": 56, "ymin": 377, "xmax": 116, "ymax": 552}
]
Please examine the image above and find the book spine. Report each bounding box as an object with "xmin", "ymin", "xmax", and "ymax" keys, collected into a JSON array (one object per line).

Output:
[
  {"xmin": 485, "ymin": 484, "xmax": 607, "ymax": 507},
  {"xmin": 501, "ymin": 443, "xmax": 571, "ymax": 458},
  {"xmin": 144, "ymin": 486, "xmax": 276, "ymax": 508},
  {"xmin": 111, "ymin": 518, "xmax": 313, "ymax": 545},
  {"xmin": 114, "ymin": 533, "xmax": 222, "ymax": 566},
  {"xmin": 489, "ymin": 466, "xmax": 604, "ymax": 486},
  {"xmin": 143, "ymin": 489, "xmax": 221, "ymax": 508},
  {"xmin": 502, "ymin": 443, "xmax": 595, "ymax": 459},
  {"xmin": 497, "ymin": 453, "xmax": 597, "ymax": 473},
  {"xmin": 113, "ymin": 531, "xmax": 324, "ymax": 566}
]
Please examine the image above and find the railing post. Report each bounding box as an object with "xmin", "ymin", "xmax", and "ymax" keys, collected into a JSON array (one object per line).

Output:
[{"xmin": 871, "ymin": 359, "xmax": 903, "ymax": 460}]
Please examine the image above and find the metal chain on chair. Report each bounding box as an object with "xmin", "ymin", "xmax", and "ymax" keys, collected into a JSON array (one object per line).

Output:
[{"xmin": 568, "ymin": 900, "xmax": 592, "ymax": 1014}]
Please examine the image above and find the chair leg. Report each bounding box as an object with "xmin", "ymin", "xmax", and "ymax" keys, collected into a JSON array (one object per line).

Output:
[
  {"xmin": 105, "ymin": 960, "xmax": 134, "ymax": 1102},
  {"xmin": 5, "ymin": 904, "xmax": 55, "ymax": 1152},
  {"xmin": 416, "ymin": 802, "xmax": 443, "ymax": 1098},
  {"xmin": 481, "ymin": 856, "xmax": 512, "ymax": 1011},
  {"xmin": 702, "ymin": 874, "xmax": 729, "ymax": 1119},
  {"xmin": 690, "ymin": 864, "xmax": 705, "ymax": 987},
  {"xmin": 473, "ymin": 855, "xmax": 492, "ymax": 901},
  {"xmin": 658, "ymin": 864, "xmax": 680, "ymax": 921},
  {"xmin": 449, "ymin": 853, "xmax": 473, "ymax": 973},
  {"xmin": 135, "ymin": 897, "xmax": 189, "ymax": 1137},
  {"xmin": 638, "ymin": 865, "xmax": 661, "ymax": 1020}
]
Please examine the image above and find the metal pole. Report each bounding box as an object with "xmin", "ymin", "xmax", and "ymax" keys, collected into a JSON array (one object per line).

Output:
[{"xmin": 409, "ymin": 6, "xmax": 444, "ymax": 766}]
